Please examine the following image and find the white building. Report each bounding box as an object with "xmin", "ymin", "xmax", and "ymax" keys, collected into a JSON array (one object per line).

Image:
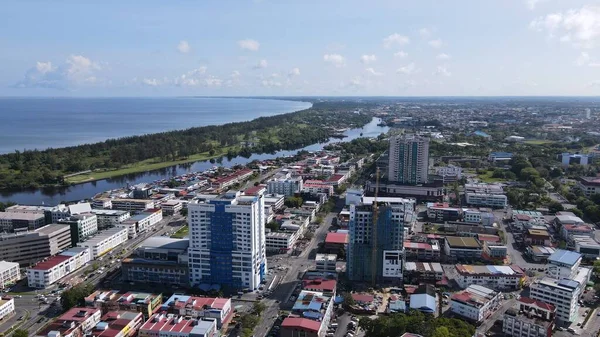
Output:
[
  {"xmin": 90, "ymin": 209, "xmax": 131, "ymax": 229},
  {"xmin": 109, "ymin": 198, "xmax": 155, "ymax": 212},
  {"xmin": 0, "ymin": 297, "xmax": 15, "ymax": 321},
  {"xmin": 265, "ymin": 231, "xmax": 298, "ymax": 252},
  {"xmin": 463, "ymin": 210, "xmax": 481, "ymax": 224},
  {"xmin": 465, "ymin": 193, "xmax": 507, "ymax": 208},
  {"xmin": 530, "ymin": 277, "xmax": 581, "ymax": 323},
  {"xmin": 576, "ymin": 177, "xmax": 600, "ymax": 197},
  {"xmin": 58, "ymin": 213, "xmax": 98, "ymax": 244},
  {"xmin": 6, "ymin": 203, "xmax": 70, "ymax": 223},
  {"xmin": 161, "ymin": 200, "xmax": 183, "ymax": 215},
  {"xmin": 266, "ymin": 177, "xmax": 303, "ymax": 197},
  {"xmin": 118, "ymin": 209, "xmax": 163, "ymax": 238},
  {"xmin": 572, "ymin": 235, "xmax": 600, "ymax": 259},
  {"xmin": 77, "ymin": 227, "xmax": 128, "ymax": 259},
  {"xmin": 188, "ymin": 191, "xmax": 266, "ymax": 290},
  {"xmin": 315, "ymin": 254, "xmax": 337, "ymax": 273},
  {"xmin": 546, "ymin": 249, "xmax": 581, "ymax": 280},
  {"xmin": 450, "ymin": 285, "xmax": 502, "ymax": 322},
  {"xmin": 561, "ymin": 153, "xmax": 590, "ymax": 167},
  {"xmin": 503, "ymin": 297, "xmax": 555, "ymax": 337},
  {"xmin": 387, "ymin": 134, "xmax": 430, "ymax": 184},
  {"xmin": 0, "ymin": 212, "xmax": 46, "ymax": 232},
  {"xmin": 435, "ymin": 165, "xmax": 463, "ymax": 183},
  {"xmin": 455, "ymin": 264, "xmax": 525, "ymax": 290},
  {"xmin": 0, "ymin": 261, "xmax": 20, "ymax": 289},
  {"xmin": 302, "ymin": 180, "xmax": 334, "ymax": 196},
  {"xmin": 27, "ymin": 247, "xmax": 91, "ymax": 288}
]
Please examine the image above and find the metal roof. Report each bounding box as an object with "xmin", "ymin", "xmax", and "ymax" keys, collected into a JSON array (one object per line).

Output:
[{"xmin": 548, "ymin": 249, "xmax": 581, "ymax": 267}]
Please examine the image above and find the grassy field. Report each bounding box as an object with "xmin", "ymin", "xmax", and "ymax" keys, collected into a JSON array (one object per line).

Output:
[
  {"xmin": 476, "ymin": 170, "xmax": 506, "ymax": 183},
  {"xmin": 65, "ymin": 147, "xmax": 234, "ymax": 184},
  {"xmin": 524, "ymin": 139, "xmax": 554, "ymax": 145},
  {"xmin": 171, "ymin": 226, "xmax": 189, "ymax": 239}
]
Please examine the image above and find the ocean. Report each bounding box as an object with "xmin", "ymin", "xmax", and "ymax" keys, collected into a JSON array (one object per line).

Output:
[{"xmin": 0, "ymin": 97, "xmax": 312, "ymax": 154}]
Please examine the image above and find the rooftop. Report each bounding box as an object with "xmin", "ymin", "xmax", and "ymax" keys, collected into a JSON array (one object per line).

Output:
[
  {"xmin": 302, "ymin": 278, "xmax": 337, "ymax": 292},
  {"xmin": 404, "ymin": 262, "xmax": 444, "ymax": 273},
  {"xmin": 281, "ymin": 317, "xmax": 321, "ymax": 333},
  {"xmin": 527, "ymin": 229, "xmax": 550, "ymax": 236},
  {"xmin": 445, "ymin": 236, "xmax": 481, "ymax": 249},
  {"xmin": 455, "ymin": 264, "xmax": 524, "ymax": 276},
  {"xmin": 0, "ymin": 212, "xmax": 45, "ymax": 221},
  {"xmin": 138, "ymin": 237, "xmax": 189, "ymax": 250},
  {"xmin": 451, "ymin": 285, "xmax": 498, "ymax": 308},
  {"xmin": 325, "ymin": 232, "xmax": 348, "ymax": 245},
  {"xmin": 0, "ymin": 261, "xmax": 19, "ymax": 271},
  {"xmin": 548, "ymin": 249, "xmax": 581, "ymax": 267},
  {"xmin": 28, "ymin": 255, "xmax": 71, "ymax": 270}
]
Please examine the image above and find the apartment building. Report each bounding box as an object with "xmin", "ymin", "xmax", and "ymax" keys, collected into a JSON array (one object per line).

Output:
[
  {"xmin": 59, "ymin": 213, "xmax": 99, "ymax": 246},
  {"xmin": 27, "ymin": 247, "xmax": 91, "ymax": 288},
  {"xmin": 387, "ymin": 134, "xmax": 430, "ymax": 184},
  {"xmin": 0, "ymin": 261, "xmax": 20, "ymax": 289},
  {"xmin": 117, "ymin": 209, "xmax": 163, "ymax": 238},
  {"xmin": 450, "ymin": 285, "xmax": 502, "ymax": 322},
  {"xmin": 0, "ymin": 297, "xmax": 15, "ymax": 321},
  {"xmin": 90, "ymin": 209, "xmax": 131, "ymax": 229},
  {"xmin": 503, "ymin": 297, "xmax": 555, "ymax": 337},
  {"xmin": 315, "ymin": 254, "xmax": 337, "ymax": 273},
  {"xmin": 0, "ymin": 224, "xmax": 71, "ymax": 267},
  {"xmin": 0, "ymin": 212, "xmax": 46, "ymax": 232},
  {"xmin": 530, "ymin": 278, "xmax": 581, "ymax": 323},
  {"xmin": 78, "ymin": 227, "xmax": 128, "ymax": 259},
  {"xmin": 188, "ymin": 191, "xmax": 267, "ymax": 290},
  {"xmin": 109, "ymin": 199, "xmax": 155, "ymax": 212},
  {"xmin": 267, "ymin": 177, "xmax": 303, "ymax": 197}
]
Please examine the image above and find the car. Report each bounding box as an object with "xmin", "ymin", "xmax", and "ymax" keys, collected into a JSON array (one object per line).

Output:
[
  {"xmin": 17, "ymin": 316, "xmax": 23, "ymax": 321},
  {"xmin": 15, "ymin": 295, "xmax": 22, "ymax": 298}
]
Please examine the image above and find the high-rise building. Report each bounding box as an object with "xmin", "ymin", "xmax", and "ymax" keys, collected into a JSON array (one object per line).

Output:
[
  {"xmin": 188, "ymin": 191, "xmax": 266, "ymax": 290},
  {"xmin": 347, "ymin": 196, "xmax": 414, "ymax": 283},
  {"xmin": 387, "ymin": 135, "xmax": 430, "ymax": 184}
]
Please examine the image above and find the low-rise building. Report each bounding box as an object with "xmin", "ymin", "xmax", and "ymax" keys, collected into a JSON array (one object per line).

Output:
[
  {"xmin": 561, "ymin": 224, "xmax": 594, "ymax": 239},
  {"xmin": 526, "ymin": 246, "xmax": 556, "ymax": 262},
  {"xmin": 0, "ymin": 224, "xmax": 71, "ymax": 267},
  {"xmin": 315, "ymin": 254, "xmax": 337, "ymax": 273},
  {"xmin": 464, "ymin": 210, "xmax": 481, "ymax": 224},
  {"xmin": 301, "ymin": 277, "xmax": 337, "ymax": 297},
  {"xmin": 454, "ymin": 264, "xmax": 525, "ymax": 290},
  {"xmin": 435, "ymin": 165, "xmax": 462, "ymax": 183},
  {"xmin": 0, "ymin": 261, "xmax": 20, "ymax": 289},
  {"xmin": 426, "ymin": 204, "xmax": 461, "ymax": 222},
  {"xmin": 265, "ymin": 231, "xmax": 298, "ymax": 253},
  {"xmin": 37, "ymin": 307, "xmax": 102, "ymax": 337},
  {"xmin": 118, "ymin": 209, "xmax": 163, "ymax": 238},
  {"xmin": 6, "ymin": 203, "xmax": 70, "ymax": 224},
  {"xmin": 503, "ymin": 297, "xmax": 555, "ymax": 337},
  {"xmin": 530, "ymin": 277, "xmax": 582, "ymax": 324},
  {"xmin": 0, "ymin": 297, "xmax": 15, "ymax": 321},
  {"xmin": 160, "ymin": 200, "xmax": 182, "ymax": 216},
  {"xmin": 450, "ymin": 285, "xmax": 502, "ymax": 322},
  {"xmin": 403, "ymin": 241, "xmax": 441, "ymax": 261},
  {"xmin": 572, "ymin": 235, "xmax": 600, "ymax": 259},
  {"xmin": 282, "ymin": 290, "xmax": 334, "ymax": 337},
  {"xmin": 160, "ymin": 294, "xmax": 232, "ymax": 328},
  {"xmin": 465, "ymin": 193, "xmax": 507, "ymax": 208},
  {"xmin": 483, "ymin": 242, "xmax": 508, "ymax": 261},
  {"xmin": 409, "ymin": 284, "xmax": 437, "ymax": 314},
  {"xmin": 78, "ymin": 227, "xmax": 129, "ymax": 259},
  {"xmin": 267, "ymin": 177, "xmax": 303, "ymax": 197},
  {"xmin": 0, "ymin": 211, "xmax": 46, "ymax": 232},
  {"xmin": 85, "ymin": 291, "xmax": 163, "ymax": 320},
  {"xmin": 90, "ymin": 311, "xmax": 144, "ymax": 337},
  {"xmin": 109, "ymin": 199, "xmax": 155, "ymax": 212},
  {"xmin": 488, "ymin": 152, "xmax": 513, "ymax": 162},
  {"xmin": 324, "ymin": 232, "xmax": 348, "ymax": 253},
  {"xmin": 547, "ymin": 249, "xmax": 582, "ymax": 279},
  {"xmin": 27, "ymin": 247, "xmax": 91, "ymax": 288},
  {"xmin": 444, "ymin": 236, "xmax": 482, "ymax": 261},
  {"xmin": 139, "ymin": 314, "xmax": 218, "ymax": 337},
  {"xmin": 403, "ymin": 262, "xmax": 444, "ymax": 284},
  {"xmin": 524, "ymin": 229, "xmax": 552, "ymax": 246},
  {"xmin": 91, "ymin": 210, "xmax": 131, "ymax": 230},
  {"xmin": 576, "ymin": 176, "xmax": 600, "ymax": 197},
  {"xmin": 302, "ymin": 180, "xmax": 334, "ymax": 196}
]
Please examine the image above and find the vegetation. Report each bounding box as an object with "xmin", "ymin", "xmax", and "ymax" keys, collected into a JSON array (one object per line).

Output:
[
  {"xmin": 0, "ymin": 103, "xmax": 372, "ymax": 190},
  {"xmin": 266, "ymin": 221, "xmax": 281, "ymax": 231},
  {"xmin": 284, "ymin": 196, "xmax": 304, "ymax": 208},
  {"xmin": 239, "ymin": 301, "xmax": 267, "ymax": 337},
  {"xmin": 171, "ymin": 225, "xmax": 189, "ymax": 238},
  {"xmin": 13, "ymin": 329, "xmax": 28, "ymax": 337},
  {"xmin": 0, "ymin": 202, "xmax": 16, "ymax": 211},
  {"xmin": 61, "ymin": 283, "xmax": 95, "ymax": 312},
  {"xmin": 358, "ymin": 310, "xmax": 475, "ymax": 337}
]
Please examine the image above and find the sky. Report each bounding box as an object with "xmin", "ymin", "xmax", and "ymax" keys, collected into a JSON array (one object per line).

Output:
[{"xmin": 2, "ymin": 0, "xmax": 600, "ymax": 96}]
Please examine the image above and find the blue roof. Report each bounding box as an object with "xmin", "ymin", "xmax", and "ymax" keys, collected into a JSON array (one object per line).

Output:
[
  {"xmin": 490, "ymin": 152, "xmax": 513, "ymax": 158},
  {"xmin": 558, "ymin": 279, "xmax": 580, "ymax": 289},
  {"xmin": 474, "ymin": 131, "xmax": 491, "ymax": 138},
  {"xmin": 548, "ymin": 249, "xmax": 581, "ymax": 267}
]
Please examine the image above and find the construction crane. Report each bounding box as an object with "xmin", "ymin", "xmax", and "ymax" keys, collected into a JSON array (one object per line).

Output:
[{"xmin": 371, "ymin": 167, "xmax": 380, "ymax": 287}]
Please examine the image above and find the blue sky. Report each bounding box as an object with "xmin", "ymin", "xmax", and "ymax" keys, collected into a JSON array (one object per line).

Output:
[{"xmin": 1, "ymin": 0, "xmax": 600, "ymax": 96}]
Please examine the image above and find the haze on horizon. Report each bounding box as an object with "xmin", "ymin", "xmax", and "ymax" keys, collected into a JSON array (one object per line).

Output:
[{"xmin": 2, "ymin": 0, "xmax": 600, "ymax": 97}]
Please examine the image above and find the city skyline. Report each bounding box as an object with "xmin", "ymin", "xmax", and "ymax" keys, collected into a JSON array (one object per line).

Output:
[{"xmin": 2, "ymin": 0, "xmax": 600, "ymax": 96}]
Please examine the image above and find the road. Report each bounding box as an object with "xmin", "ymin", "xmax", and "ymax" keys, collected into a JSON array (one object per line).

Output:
[
  {"xmin": 476, "ymin": 298, "xmax": 516, "ymax": 334},
  {"xmin": 0, "ymin": 215, "xmax": 184, "ymax": 336},
  {"xmin": 252, "ymin": 212, "xmax": 336, "ymax": 337}
]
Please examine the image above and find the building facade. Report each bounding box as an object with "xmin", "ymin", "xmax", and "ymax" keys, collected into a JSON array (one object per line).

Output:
[
  {"xmin": 0, "ymin": 212, "xmax": 46, "ymax": 232},
  {"xmin": 0, "ymin": 297, "xmax": 14, "ymax": 321},
  {"xmin": 0, "ymin": 261, "xmax": 20, "ymax": 289},
  {"xmin": 465, "ymin": 193, "xmax": 507, "ymax": 208},
  {"xmin": 450, "ymin": 285, "xmax": 502, "ymax": 322},
  {"xmin": 267, "ymin": 177, "xmax": 303, "ymax": 197},
  {"xmin": 188, "ymin": 191, "xmax": 267, "ymax": 290},
  {"xmin": 0, "ymin": 224, "xmax": 71, "ymax": 267},
  {"xmin": 90, "ymin": 210, "xmax": 131, "ymax": 230},
  {"xmin": 455, "ymin": 264, "xmax": 525, "ymax": 290},
  {"xmin": 78, "ymin": 227, "xmax": 129, "ymax": 259},
  {"xmin": 59, "ymin": 213, "xmax": 99, "ymax": 246},
  {"xmin": 27, "ymin": 247, "xmax": 91, "ymax": 288},
  {"xmin": 503, "ymin": 297, "xmax": 555, "ymax": 337},
  {"xmin": 387, "ymin": 135, "xmax": 430, "ymax": 184},
  {"xmin": 529, "ymin": 278, "xmax": 581, "ymax": 323}
]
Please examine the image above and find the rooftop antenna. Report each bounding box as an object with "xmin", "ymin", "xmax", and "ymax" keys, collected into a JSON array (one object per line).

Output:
[{"xmin": 371, "ymin": 167, "xmax": 380, "ymax": 287}]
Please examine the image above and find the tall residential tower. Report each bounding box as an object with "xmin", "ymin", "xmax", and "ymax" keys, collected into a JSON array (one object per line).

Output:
[
  {"xmin": 387, "ymin": 135, "xmax": 430, "ymax": 184},
  {"xmin": 188, "ymin": 191, "xmax": 266, "ymax": 290}
]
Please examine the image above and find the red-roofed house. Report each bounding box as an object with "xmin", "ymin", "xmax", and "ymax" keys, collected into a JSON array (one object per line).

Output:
[
  {"xmin": 90, "ymin": 311, "xmax": 143, "ymax": 337},
  {"xmin": 27, "ymin": 247, "xmax": 91, "ymax": 288},
  {"xmin": 281, "ymin": 317, "xmax": 322, "ymax": 337},
  {"xmin": 139, "ymin": 314, "xmax": 218, "ymax": 337},
  {"xmin": 301, "ymin": 278, "xmax": 337, "ymax": 297},
  {"xmin": 561, "ymin": 224, "xmax": 594, "ymax": 240},
  {"xmin": 37, "ymin": 307, "xmax": 102, "ymax": 337},
  {"xmin": 403, "ymin": 241, "xmax": 441, "ymax": 261},
  {"xmin": 324, "ymin": 174, "xmax": 346, "ymax": 187},
  {"xmin": 351, "ymin": 293, "xmax": 374, "ymax": 305},
  {"xmin": 244, "ymin": 185, "xmax": 266, "ymax": 196},
  {"xmin": 324, "ymin": 232, "xmax": 348, "ymax": 253},
  {"xmin": 159, "ymin": 295, "xmax": 232, "ymax": 328},
  {"xmin": 302, "ymin": 180, "xmax": 334, "ymax": 196}
]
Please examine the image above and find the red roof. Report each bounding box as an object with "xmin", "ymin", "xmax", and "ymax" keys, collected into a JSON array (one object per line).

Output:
[
  {"xmin": 515, "ymin": 214, "xmax": 532, "ymax": 221},
  {"xmin": 326, "ymin": 174, "xmax": 345, "ymax": 182},
  {"xmin": 351, "ymin": 293, "xmax": 374, "ymax": 303},
  {"xmin": 477, "ymin": 234, "xmax": 501, "ymax": 243},
  {"xmin": 325, "ymin": 232, "xmax": 348, "ymax": 245},
  {"xmin": 563, "ymin": 224, "xmax": 592, "ymax": 232},
  {"xmin": 244, "ymin": 185, "xmax": 266, "ymax": 195},
  {"xmin": 29, "ymin": 255, "xmax": 72, "ymax": 270},
  {"xmin": 403, "ymin": 241, "xmax": 432, "ymax": 250},
  {"xmin": 302, "ymin": 279, "xmax": 337, "ymax": 292},
  {"xmin": 519, "ymin": 297, "xmax": 555, "ymax": 311},
  {"xmin": 281, "ymin": 317, "xmax": 321, "ymax": 332}
]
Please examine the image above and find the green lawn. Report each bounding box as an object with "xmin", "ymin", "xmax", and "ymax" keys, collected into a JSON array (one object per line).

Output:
[
  {"xmin": 65, "ymin": 147, "xmax": 234, "ymax": 184},
  {"xmin": 171, "ymin": 226, "xmax": 189, "ymax": 239},
  {"xmin": 477, "ymin": 170, "xmax": 506, "ymax": 183},
  {"xmin": 524, "ymin": 139, "xmax": 554, "ymax": 145}
]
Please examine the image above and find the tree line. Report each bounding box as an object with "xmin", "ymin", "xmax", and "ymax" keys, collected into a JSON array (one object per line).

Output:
[{"xmin": 0, "ymin": 104, "xmax": 372, "ymax": 190}]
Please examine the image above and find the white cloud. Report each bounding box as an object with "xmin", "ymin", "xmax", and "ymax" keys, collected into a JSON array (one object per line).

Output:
[
  {"xmin": 177, "ymin": 40, "xmax": 191, "ymax": 53},
  {"xmin": 323, "ymin": 54, "xmax": 346, "ymax": 67},
  {"xmin": 15, "ymin": 55, "xmax": 102, "ymax": 89},
  {"xmin": 231, "ymin": 70, "xmax": 241, "ymax": 78},
  {"xmin": 530, "ymin": 6, "xmax": 600, "ymax": 48},
  {"xmin": 142, "ymin": 78, "xmax": 161, "ymax": 86},
  {"xmin": 288, "ymin": 67, "xmax": 300, "ymax": 76},
  {"xmin": 174, "ymin": 66, "xmax": 220, "ymax": 87},
  {"xmin": 383, "ymin": 33, "xmax": 410, "ymax": 48},
  {"xmin": 365, "ymin": 67, "xmax": 383, "ymax": 76},
  {"xmin": 434, "ymin": 65, "xmax": 452, "ymax": 77},
  {"xmin": 394, "ymin": 51, "xmax": 408, "ymax": 58},
  {"xmin": 437, "ymin": 53, "xmax": 451, "ymax": 60},
  {"xmin": 397, "ymin": 63, "xmax": 417, "ymax": 75},
  {"xmin": 261, "ymin": 79, "xmax": 282, "ymax": 88},
  {"xmin": 238, "ymin": 39, "xmax": 260, "ymax": 51},
  {"xmin": 419, "ymin": 28, "xmax": 432, "ymax": 38},
  {"xmin": 253, "ymin": 59, "xmax": 268, "ymax": 69},
  {"xmin": 360, "ymin": 54, "xmax": 377, "ymax": 64},
  {"xmin": 526, "ymin": 0, "xmax": 547, "ymax": 10},
  {"xmin": 188, "ymin": 66, "xmax": 207, "ymax": 76},
  {"xmin": 428, "ymin": 39, "xmax": 443, "ymax": 48},
  {"xmin": 576, "ymin": 51, "xmax": 591, "ymax": 66}
]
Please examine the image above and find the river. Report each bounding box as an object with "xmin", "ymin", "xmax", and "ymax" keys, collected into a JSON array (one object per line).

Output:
[{"xmin": 0, "ymin": 118, "xmax": 388, "ymax": 205}]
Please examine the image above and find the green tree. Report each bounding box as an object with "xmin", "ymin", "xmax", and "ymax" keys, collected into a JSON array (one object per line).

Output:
[
  {"xmin": 342, "ymin": 292, "xmax": 355, "ymax": 308},
  {"xmin": 520, "ymin": 167, "xmax": 540, "ymax": 181},
  {"xmin": 13, "ymin": 329, "xmax": 28, "ymax": 337},
  {"xmin": 266, "ymin": 221, "xmax": 280, "ymax": 232},
  {"xmin": 180, "ymin": 208, "xmax": 188, "ymax": 217},
  {"xmin": 548, "ymin": 201, "xmax": 564, "ymax": 214},
  {"xmin": 252, "ymin": 301, "xmax": 266, "ymax": 315},
  {"xmin": 432, "ymin": 327, "xmax": 451, "ymax": 337},
  {"xmin": 284, "ymin": 196, "xmax": 303, "ymax": 208},
  {"xmin": 61, "ymin": 283, "xmax": 94, "ymax": 312}
]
